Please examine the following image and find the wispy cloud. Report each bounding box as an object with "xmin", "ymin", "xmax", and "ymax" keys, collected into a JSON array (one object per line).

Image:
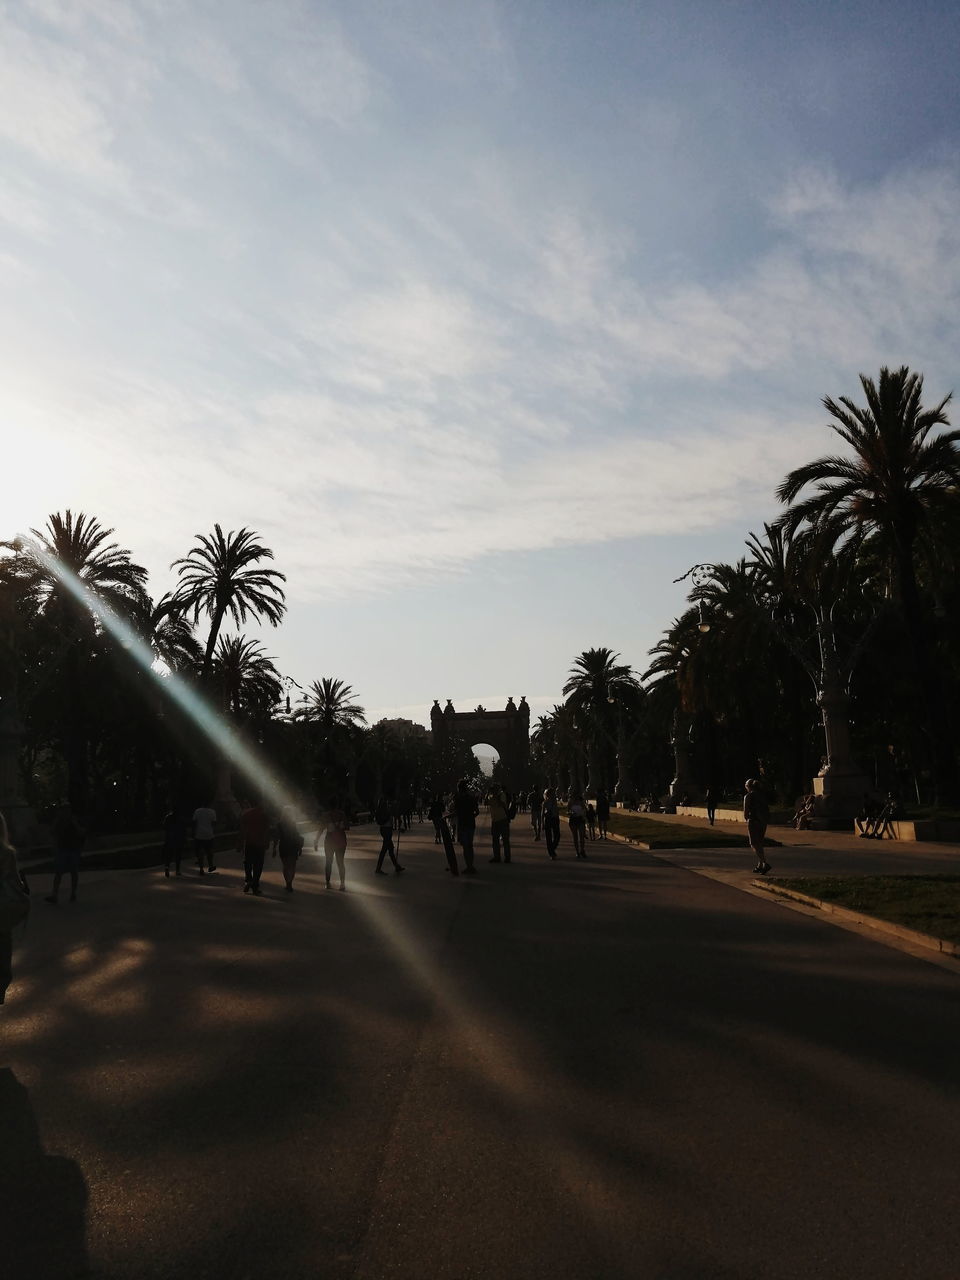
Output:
[{"xmin": 3, "ymin": 3, "xmax": 960, "ymax": 618}]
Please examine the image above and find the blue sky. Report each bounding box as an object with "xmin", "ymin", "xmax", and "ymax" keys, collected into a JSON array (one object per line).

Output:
[{"xmin": 4, "ymin": 0, "xmax": 960, "ymax": 726}]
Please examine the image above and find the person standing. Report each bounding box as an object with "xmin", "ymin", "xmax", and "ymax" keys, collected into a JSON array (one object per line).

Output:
[
  {"xmin": 595, "ymin": 788, "xmax": 611, "ymax": 840},
  {"xmin": 191, "ymin": 800, "xmax": 218, "ymax": 875},
  {"xmin": 162, "ymin": 803, "xmax": 189, "ymax": 878},
  {"xmin": 542, "ymin": 788, "xmax": 561, "ymax": 860},
  {"xmin": 568, "ymin": 792, "xmax": 588, "ymax": 858},
  {"xmin": 46, "ymin": 803, "xmax": 84, "ymax": 905},
  {"xmin": 374, "ymin": 797, "xmax": 404, "ymax": 875},
  {"xmin": 274, "ymin": 807, "xmax": 304, "ymax": 892},
  {"xmin": 743, "ymin": 778, "xmax": 771, "ymax": 874},
  {"xmin": 528, "ymin": 788, "xmax": 543, "ymax": 840},
  {"xmin": 239, "ymin": 799, "xmax": 271, "ymax": 895},
  {"xmin": 322, "ymin": 806, "xmax": 350, "ymax": 890},
  {"xmin": 452, "ymin": 780, "xmax": 479, "ymax": 874},
  {"xmin": 487, "ymin": 785, "xmax": 512, "ymax": 863},
  {"xmin": 0, "ymin": 810, "xmax": 29, "ymax": 1005}
]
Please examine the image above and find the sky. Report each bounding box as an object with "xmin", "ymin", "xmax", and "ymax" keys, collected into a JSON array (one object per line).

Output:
[{"xmin": 4, "ymin": 0, "xmax": 960, "ymax": 730}]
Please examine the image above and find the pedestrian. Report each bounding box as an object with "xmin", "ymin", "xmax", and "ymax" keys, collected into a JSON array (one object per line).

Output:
[
  {"xmin": 239, "ymin": 798, "xmax": 271, "ymax": 895},
  {"xmin": 45, "ymin": 802, "xmax": 84, "ymax": 905},
  {"xmin": 191, "ymin": 799, "xmax": 218, "ymax": 875},
  {"xmin": 374, "ymin": 797, "xmax": 404, "ymax": 875},
  {"xmin": 743, "ymin": 778, "xmax": 771, "ymax": 874},
  {"xmin": 427, "ymin": 794, "xmax": 444, "ymax": 844},
  {"xmin": 595, "ymin": 788, "xmax": 610, "ymax": 840},
  {"xmin": 162, "ymin": 802, "xmax": 189, "ymax": 878},
  {"xmin": 542, "ymin": 788, "xmax": 561, "ymax": 859},
  {"xmin": 0, "ymin": 810, "xmax": 30, "ymax": 1005},
  {"xmin": 322, "ymin": 806, "xmax": 350, "ymax": 890},
  {"xmin": 568, "ymin": 792, "xmax": 588, "ymax": 858},
  {"xmin": 451, "ymin": 780, "xmax": 479, "ymax": 874},
  {"xmin": 274, "ymin": 807, "xmax": 304, "ymax": 892},
  {"xmin": 586, "ymin": 801, "xmax": 597, "ymax": 841},
  {"xmin": 705, "ymin": 785, "xmax": 718, "ymax": 827},
  {"xmin": 528, "ymin": 788, "xmax": 543, "ymax": 840},
  {"xmin": 488, "ymin": 785, "xmax": 513, "ymax": 863}
]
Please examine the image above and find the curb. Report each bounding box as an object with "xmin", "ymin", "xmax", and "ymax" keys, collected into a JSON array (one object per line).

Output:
[{"xmin": 752, "ymin": 880, "xmax": 960, "ymax": 958}]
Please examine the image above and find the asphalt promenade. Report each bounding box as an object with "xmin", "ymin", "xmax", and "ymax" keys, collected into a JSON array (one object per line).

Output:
[{"xmin": 3, "ymin": 818, "xmax": 960, "ymax": 1279}]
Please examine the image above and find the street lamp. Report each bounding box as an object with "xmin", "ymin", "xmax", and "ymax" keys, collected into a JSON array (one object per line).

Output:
[{"xmin": 674, "ymin": 562, "xmax": 715, "ymax": 633}]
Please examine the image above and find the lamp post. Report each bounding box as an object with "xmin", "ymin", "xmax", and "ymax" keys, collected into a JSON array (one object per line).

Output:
[
  {"xmin": 664, "ymin": 563, "xmax": 718, "ymax": 805},
  {"xmin": 607, "ymin": 694, "xmax": 634, "ymax": 807}
]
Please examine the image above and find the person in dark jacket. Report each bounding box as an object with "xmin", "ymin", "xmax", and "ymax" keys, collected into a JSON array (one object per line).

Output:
[
  {"xmin": 274, "ymin": 808, "xmax": 304, "ymax": 892},
  {"xmin": 451, "ymin": 781, "xmax": 479, "ymax": 874}
]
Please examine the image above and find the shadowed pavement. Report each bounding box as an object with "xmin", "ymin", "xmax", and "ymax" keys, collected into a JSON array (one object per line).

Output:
[{"xmin": 3, "ymin": 820, "xmax": 960, "ymax": 1278}]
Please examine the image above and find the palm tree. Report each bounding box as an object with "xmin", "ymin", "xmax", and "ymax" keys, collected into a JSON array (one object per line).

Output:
[
  {"xmin": 21, "ymin": 512, "xmax": 149, "ymax": 812},
  {"xmin": 211, "ymin": 636, "xmax": 283, "ymax": 720},
  {"xmin": 296, "ymin": 678, "xmax": 367, "ymax": 798},
  {"xmin": 171, "ymin": 525, "xmax": 287, "ymax": 676},
  {"xmin": 296, "ymin": 678, "xmax": 367, "ymax": 732},
  {"xmin": 563, "ymin": 647, "xmax": 642, "ymax": 791},
  {"xmin": 138, "ymin": 594, "xmax": 205, "ymax": 673},
  {"xmin": 777, "ymin": 366, "xmax": 960, "ymax": 803}
]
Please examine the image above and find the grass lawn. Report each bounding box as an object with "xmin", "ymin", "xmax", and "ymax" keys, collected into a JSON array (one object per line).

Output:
[
  {"xmin": 771, "ymin": 875, "xmax": 960, "ymax": 944},
  {"xmin": 605, "ymin": 811, "xmax": 748, "ymax": 849}
]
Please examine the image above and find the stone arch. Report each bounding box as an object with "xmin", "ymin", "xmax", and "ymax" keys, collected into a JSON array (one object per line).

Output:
[{"xmin": 431, "ymin": 697, "xmax": 530, "ymax": 790}]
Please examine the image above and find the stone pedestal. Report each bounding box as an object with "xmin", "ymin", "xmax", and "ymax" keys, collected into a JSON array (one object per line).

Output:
[{"xmin": 812, "ymin": 768, "xmax": 870, "ymax": 819}]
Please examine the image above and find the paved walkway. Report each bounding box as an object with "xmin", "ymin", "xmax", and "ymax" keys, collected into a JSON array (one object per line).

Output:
[{"xmin": 4, "ymin": 820, "xmax": 960, "ymax": 1278}]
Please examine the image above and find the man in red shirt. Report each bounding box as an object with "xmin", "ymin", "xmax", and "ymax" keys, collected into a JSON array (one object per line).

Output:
[{"xmin": 239, "ymin": 800, "xmax": 272, "ymax": 896}]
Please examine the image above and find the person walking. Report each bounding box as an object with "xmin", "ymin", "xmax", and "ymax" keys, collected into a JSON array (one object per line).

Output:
[
  {"xmin": 162, "ymin": 803, "xmax": 189, "ymax": 878},
  {"xmin": 191, "ymin": 799, "xmax": 218, "ymax": 875},
  {"xmin": 427, "ymin": 793, "xmax": 445, "ymax": 844},
  {"xmin": 586, "ymin": 802, "xmax": 597, "ymax": 841},
  {"xmin": 322, "ymin": 806, "xmax": 350, "ymax": 891},
  {"xmin": 542, "ymin": 788, "xmax": 561, "ymax": 859},
  {"xmin": 528, "ymin": 788, "xmax": 543, "ymax": 840},
  {"xmin": 427, "ymin": 795, "xmax": 445, "ymax": 844},
  {"xmin": 595, "ymin": 788, "xmax": 610, "ymax": 840},
  {"xmin": 744, "ymin": 778, "xmax": 771, "ymax": 874},
  {"xmin": 374, "ymin": 797, "xmax": 404, "ymax": 875},
  {"xmin": 274, "ymin": 807, "xmax": 304, "ymax": 892},
  {"xmin": 452, "ymin": 780, "xmax": 479, "ymax": 874},
  {"xmin": 568, "ymin": 792, "xmax": 588, "ymax": 858},
  {"xmin": 239, "ymin": 798, "xmax": 271, "ymax": 895},
  {"xmin": 46, "ymin": 803, "xmax": 84, "ymax": 905},
  {"xmin": 487, "ymin": 785, "xmax": 513, "ymax": 863},
  {"xmin": 0, "ymin": 811, "xmax": 30, "ymax": 1005},
  {"xmin": 705, "ymin": 785, "xmax": 718, "ymax": 827}
]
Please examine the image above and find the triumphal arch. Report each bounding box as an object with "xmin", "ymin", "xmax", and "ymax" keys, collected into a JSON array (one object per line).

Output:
[{"xmin": 430, "ymin": 696, "xmax": 530, "ymax": 789}]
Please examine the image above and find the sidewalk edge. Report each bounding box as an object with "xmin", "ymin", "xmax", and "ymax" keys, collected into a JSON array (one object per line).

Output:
[{"xmin": 753, "ymin": 880, "xmax": 960, "ymax": 958}]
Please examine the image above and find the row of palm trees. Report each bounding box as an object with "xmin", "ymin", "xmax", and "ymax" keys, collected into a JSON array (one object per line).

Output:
[
  {"xmin": 531, "ymin": 368, "xmax": 960, "ymax": 814},
  {"xmin": 647, "ymin": 366, "xmax": 960, "ymax": 809},
  {"xmin": 0, "ymin": 517, "xmax": 384, "ymax": 828}
]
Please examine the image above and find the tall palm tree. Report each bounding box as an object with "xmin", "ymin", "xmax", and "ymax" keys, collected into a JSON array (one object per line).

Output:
[
  {"xmin": 777, "ymin": 366, "xmax": 960, "ymax": 802},
  {"xmin": 563, "ymin": 647, "xmax": 642, "ymax": 790},
  {"xmin": 171, "ymin": 525, "xmax": 287, "ymax": 675},
  {"xmin": 29, "ymin": 510, "xmax": 149, "ymax": 618}
]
